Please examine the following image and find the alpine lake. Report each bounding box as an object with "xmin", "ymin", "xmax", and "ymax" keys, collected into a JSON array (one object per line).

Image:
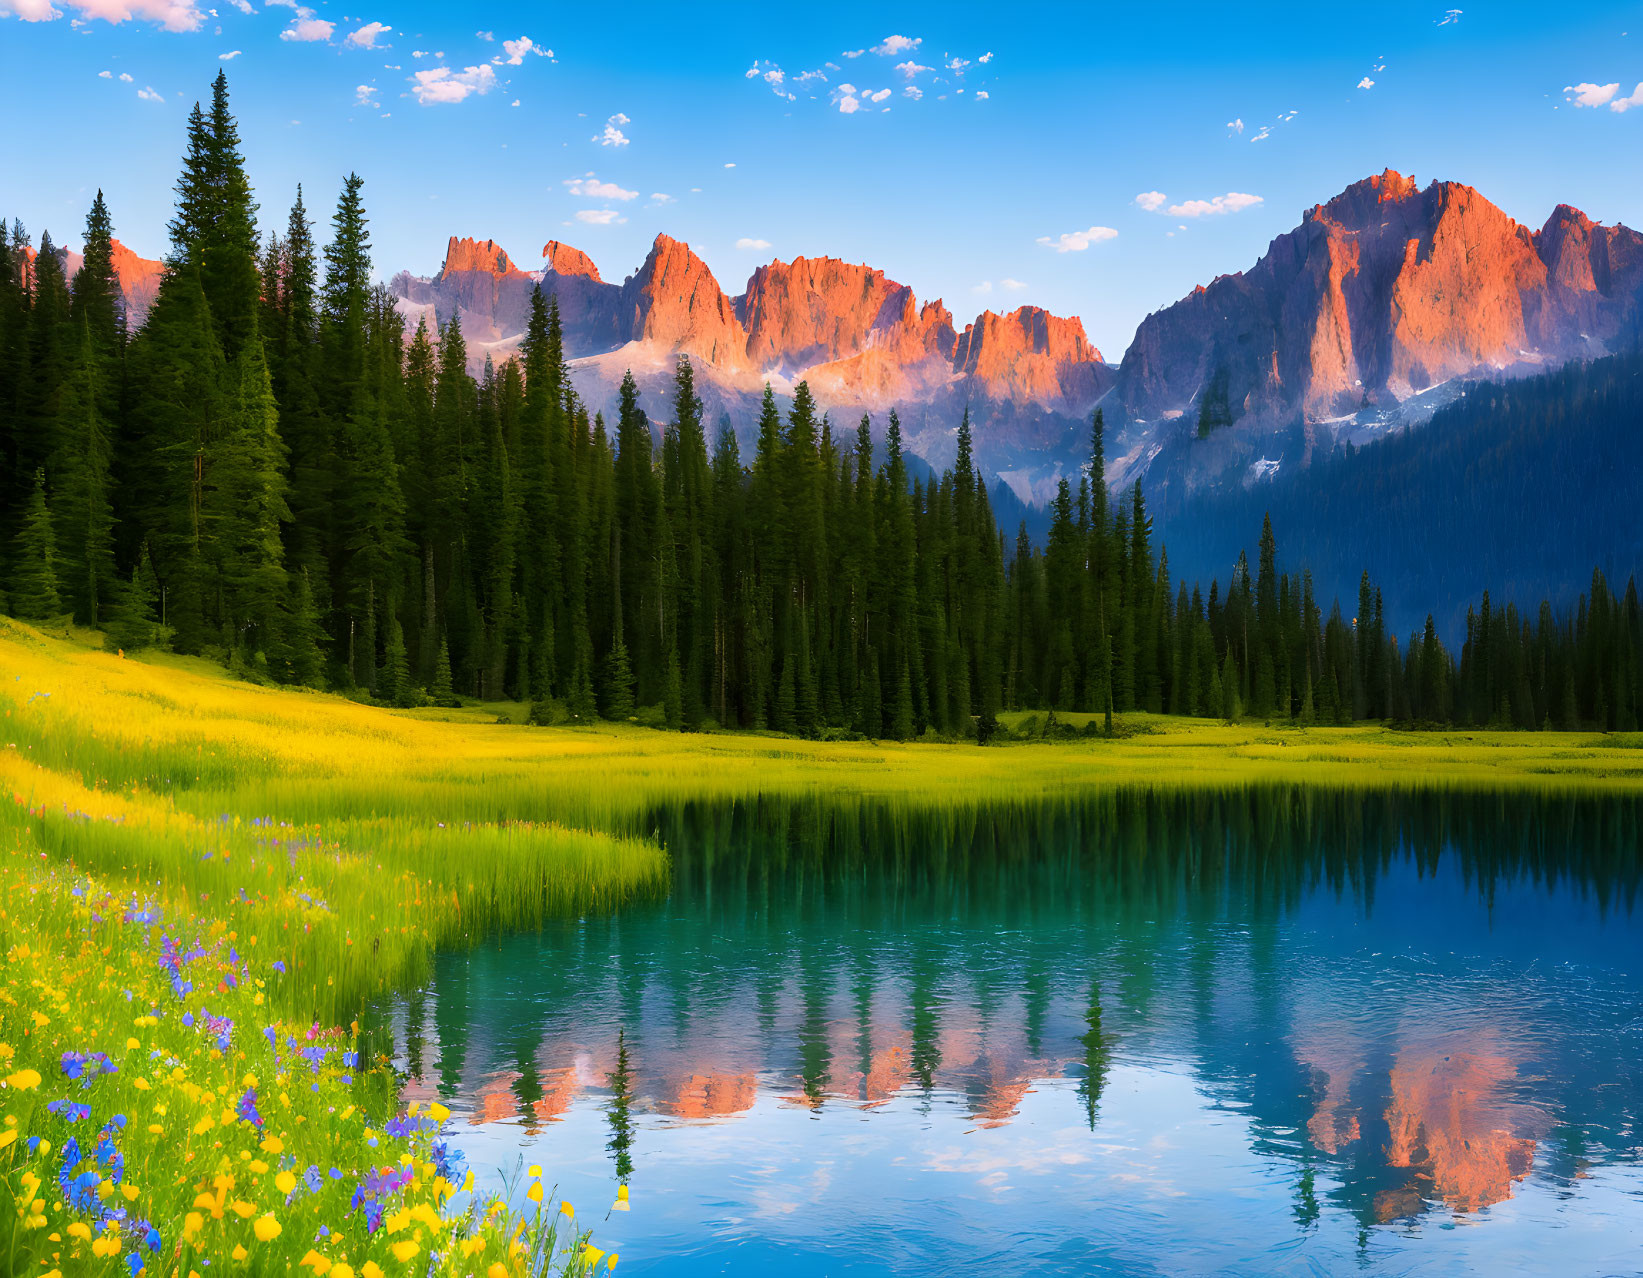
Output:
[{"xmin": 380, "ymin": 789, "xmax": 1643, "ymax": 1275}]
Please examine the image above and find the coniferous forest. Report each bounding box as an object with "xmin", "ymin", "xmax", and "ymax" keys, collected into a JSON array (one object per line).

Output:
[{"xmin": 2, "ymin": 73, "xmax": 1641, "ymax": 736}]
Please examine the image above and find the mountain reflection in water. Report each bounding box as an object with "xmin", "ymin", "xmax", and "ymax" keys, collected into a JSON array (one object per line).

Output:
[{"xmin": 383, "ymin": 789, "xmax": 1643, "ymax": 1275}]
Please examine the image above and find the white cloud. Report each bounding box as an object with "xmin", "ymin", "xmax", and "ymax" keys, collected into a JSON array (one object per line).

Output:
[
  {"xmin": 974, "ymin": 90, "xmax": 988, "ymax": 100},
  {"xmin": 346, "ymin": 20, "xmax": 389, "ymax": 47},
  {"xmin": 355, "ymin": 83, "xmax": 376, "ymax": 106},
  {"xmin": 1166, "ymin": 192, "xmax": 1263, "ymax": 217},
  {"xmin": 833, "ymin": 84, "xmax": 860, "ymax": 113},
  {"xmin": 593, "ymin": 112, "xmax": 629, "ymax": 145},
  {"xmin": 219, "ymin": 48, "xmax": 240, "ymax": 58},
  {"xmin": 903, "ymin": 85, "xmax": 923, "ymax": 100},
  {"xmin": 228, "ymin": 0, "xmax": 250, "ymax": 10},
  {"xmin": 1226, "ymin": 117, "xmax": 1244, "ymax": 134},
  {"xmin": 575, "ymin": 209, "xmax": 625, "ymax": 225},
  {"xmin": 867, "ymin": 87, "xmax": 890, "ymax": 103},
  {"xmin": 119, "ymin": 70, "xmax": 132, "ymax": 80},
  {"xmin": 475, "ymin": 29, "xmax": 492, "ymax": 40},
  {"xmin": 1612, "ymin": 82, "xmax": 1643, "ymax": 112},
  {"xmin": 1357, "ymin": 77, "xmax": 1374, "ymax": 89},
  {"xmin": 2, "ymin": 0, "xmax": 206, "ymax": 30},
  {"xmin": 137, "ymin": 84, "xmax": 164, "ymax": 101},
  {"xmin": 979, "ymin": 51, "xmax": 993, "ymax": 63},
  {"xmin": 1436, "ymin": 8, "xmax": 1461, "ymax": 24},
  {"xmin": 500, "ymin": 34, "xmax": 547, "ymax": 64},
  {"xmin": 410, "ymin": 63, "xmax": 497, "ymax": 104},
  {"xmin": 1250, "ymin": 125, "xmax": 1272, "ymax": 142},
  {"xmin": 1001, "ymin": 277, "xmax": 1027, "ymax": 290},
  {"xmin": 564, "ymin": 174, "xmax": 637, "ymax": 200},
  {"xmin": 649, "ymin": 192, "xmax": 675, "ymax": 204},
  {"xmin": 724, "ymin": 162, "xmax": 735, "ymax": 168},
  {"xmin": 98, "ymin": 68, "xmax": 112, "ymax": 76},
  {"xmin": 1037, "ymin": 225, "xmax": 1118, "ymax": 252},
  {"xmin": 946, "ymin": 56, "xmax": 970, "ymax": 73},
  {"xmin": 841, "ymin": 48, "xmax": 863, "ymax": 58},
  {"xmin": 971, "ymin": 280, "xmax": 993, "ymax": 294},
  {"xmin": 1564, "ymin": 81, "xmax": 1619, "ymax": 108},
  {"xmin": 895, "ymin": 60, "xmax": 930, "ymax": 77},
  {"xmin": 1133, "ymin": 191, "xmax": 1167, "ymax": 211},
  {"xmin": 735, "ymin": 237, "xmax": 772, "ymax": 251},
  {"xmin": 871, "ymin": 34, "xmax": 920, "ymax": 56},
  {"xmin": 279, "ymin": 14, "xmax": 333, "ymax": 41}
]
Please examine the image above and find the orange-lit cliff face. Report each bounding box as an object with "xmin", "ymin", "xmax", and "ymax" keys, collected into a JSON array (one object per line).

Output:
[
  {"xmin": 384, "ymin": 232, "xmax": 1114, "ymax": 445},
  {"xmin": 20, "ymin": 237, "xmax": 164, "ymax": 328},
  {"xmin": 1116, "ymin": 169, "xmax": 1643, "ymax": 425}
]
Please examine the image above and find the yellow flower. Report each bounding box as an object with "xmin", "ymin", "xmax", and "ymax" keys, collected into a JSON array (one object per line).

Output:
[
  {"xmin": 275, "ymin": 1170, "xmax": 298, "ymax": 1195},
  {"xmin": 67, "ymin": 1222, "xmax": 92, "ymax": 1241},
  {"xmin": 91, "ymin": 1235, "xmax": 121, "ymax": 1258},
  {"xmin": 5, "ymin": 1068, "xmax": 41, "ymax": 1090},
  {"xmin": 462, "ymin": 1169, "xmax": 474, "ymax": 1192},
  {"xmin": 183, "ymin": 1212, "xmax": 204, "ymax": 1239},
  {"xmin": 526, "ymin": 1182, "xmax": 543, "ymax": 1204},
  {"xmin": 260, "ymin": 1136, "xmax": 284, "ymax": 1154},
  {"xmin": 427, "ymin": 1102, "xmax": 450, "ymax": 1123},
  {"xmin": 617, "ymin": 1185, "xmax": 629, "ymax": 1202},
  {"xmin": 0, "ymin": 1130, "xmax": 14, "ymax": 1150},
  {"xmin": 299, "ymin": 1250, "xmax": 331, "ymax": 1273},
  {"xmin": 329, "ymin": 1266, "xmax": 355, "ymax": 1278},
  {"xmin": 121, "ymin": 1183, "xmax": 139, "ymax": 1201},
  {"xmin": 582, "ymin": 1245, "xmax": 606, "ymax": 1267},
  {"xmin": 133, "ymin": 1078, "xmax": 151, "ymax": 1091},
  {"xmin": 254, "ymin": 1214, "xmax": 282, "ymax": 1243},
  {"xmin": 232, "ymin": 1245, "xmax": 248, "ymax": 1262},
  {"xmin": 126, "ymin": 1037, "xmax": 140, "ymax": 1050},
  {"xmin": 231, "ymin": 1200, "xmax": 256, "ymax": 1219},
  {"xmin": 361, "ymin": 1265, "xmax": 384, "ymax": 1278},
  {"xmin": 609, "ymin": 1254, "xmax": 619, "ymax": 1270},
  {"xmin": 560, "ymin": 1200, "xmax": 574, "ymax": 1221},
  {"xmin": 390, "ymin": 1240, "xmax": 419, "ymax": 1263},
  {"xmin": 487, "ymin": 1266, "xmax": 509, "ymax": 1278},
  {"xmin": 526, "ymin": 1164, "xmax": 542, "ymax": 1178}
]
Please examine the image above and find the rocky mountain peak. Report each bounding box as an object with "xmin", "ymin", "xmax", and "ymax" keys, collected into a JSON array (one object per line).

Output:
[
  {"xmin": 440, "ymin": 236, "xmax": 520, "ymax": 277},
  {"xmin": 624, "ymin": 233, "xmax": 748, "ymax": 369},
  {"xmin": 542, "ymin": 240, "xmax": 602, "ymax": 282}
]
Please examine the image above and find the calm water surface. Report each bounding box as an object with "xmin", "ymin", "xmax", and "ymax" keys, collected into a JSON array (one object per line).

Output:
[{"xmin": 385, "ymin": 791, "xmax": 1643, "ymax": 1275}]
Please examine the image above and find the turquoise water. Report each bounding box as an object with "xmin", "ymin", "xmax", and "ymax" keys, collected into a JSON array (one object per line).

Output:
[{"xmin": 388, "ymin": 792, "xmax": 1643, "ymax": 1274}]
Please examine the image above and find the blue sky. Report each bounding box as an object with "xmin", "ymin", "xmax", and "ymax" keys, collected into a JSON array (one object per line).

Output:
[{"xmin": 2, "ymin": 0, "xmax": 1640, "ymax": 355}]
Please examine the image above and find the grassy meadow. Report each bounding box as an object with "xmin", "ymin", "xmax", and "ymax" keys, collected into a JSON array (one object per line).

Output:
[{"xmin": 3, "ymin": 616, "xmax": 1642, "ymax": 1276}]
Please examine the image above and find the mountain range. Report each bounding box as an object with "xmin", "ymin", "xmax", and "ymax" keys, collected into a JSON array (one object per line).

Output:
[{"xmin": 36, "ymin": 168, "xmax": 1643, "ymax": 508}]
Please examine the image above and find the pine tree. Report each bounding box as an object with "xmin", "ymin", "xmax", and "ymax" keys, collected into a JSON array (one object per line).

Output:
[
  {"xmin": 603, "ymin": 630, "xmax": 636, "ymax": 721},
  {"xmin": 52, "ymin": 327, "xmax": 117, "ymax": 625},
  {"xmin": 430, "ymin": 635, "xmax": 458, "ymax": 707},
  {"xmin": 275, "ymin": 566, "xmax": 326, "ymax": 686},
  {"xmin": 169, "ymin": 74, "xmax": 261, "ymax": 358},
  {"xmin": 10, "ymin": 468, "xmax": 63, "ymax": 620},
  {"xmin": 381, "ymin": 610, "xmax": 414, "ymax": 707},
  {"xmin": 104, "ymin": 542, "xmax": 165, "ymax": 652},
  {"xmin": 72, "ymin": 190, "xmax": 124, "ymax": 357},
  {"xmin": 206, "ymin": 330, "xmax": 291, "ymax": 659}
]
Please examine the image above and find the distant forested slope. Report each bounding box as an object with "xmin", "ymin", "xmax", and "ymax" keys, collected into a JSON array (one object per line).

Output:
[{"xmin": 1156, "ymin": 354, "xmax": 1643, "ymax": 640}]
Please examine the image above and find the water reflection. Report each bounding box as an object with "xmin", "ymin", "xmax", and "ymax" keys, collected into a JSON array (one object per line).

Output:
[{"xmin": 382, "ymin": 790, "xmax": 1643, "ymax": 1274}]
